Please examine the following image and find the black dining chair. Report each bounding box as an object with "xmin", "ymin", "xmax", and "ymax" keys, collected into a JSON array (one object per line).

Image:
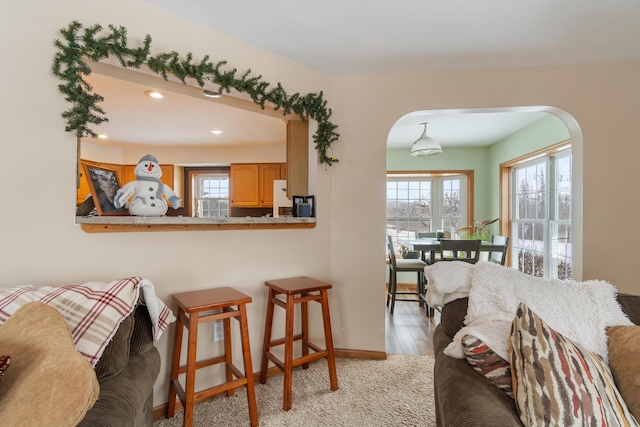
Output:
[
  {"xmin": 438, "ymin": 239, "xmax": 482, "ymax": 264},
  {"xmin": 489, "ymin": 235, "xmax": 510, "ymax": 266},
  {"xmin": 386, "ymin": 235, "xmax": 428, "ymax": 315},
  {"xmin": 415, "ymin": 232, "xmax": 441, "ymax": 264},
  {"xmin": 415, "ymin": 232, "xmax": 438, "ymax": 238}
]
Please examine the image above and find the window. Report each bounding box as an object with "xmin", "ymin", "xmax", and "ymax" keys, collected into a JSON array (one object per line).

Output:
[
  {"xmin": 386, "ymin": 172, "xmax": 471, "ymax": 243},
  {"xmin": 188, "ymin": 168, "xmax": 230, "ymax": 218},
  {"xmin": 506, "ymin": 142, "xmax": 572, "ymax": 279}
]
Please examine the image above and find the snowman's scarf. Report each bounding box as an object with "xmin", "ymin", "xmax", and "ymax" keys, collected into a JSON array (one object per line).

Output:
[{"xmin": 135, "ymin": 175, "xmax": 164, "ymax": 202}]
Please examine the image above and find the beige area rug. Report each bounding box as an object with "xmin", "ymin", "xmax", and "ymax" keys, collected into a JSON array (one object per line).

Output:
[{"xmin": 154, "ymin": 354, "xmax": 436, "ymax": 427}]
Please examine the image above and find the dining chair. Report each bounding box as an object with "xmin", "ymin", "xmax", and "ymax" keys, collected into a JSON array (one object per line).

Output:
[
  {"xmin": 489, "ymin": 235, "xmax": 510, "ymax": 266},
  {"xmin": 415, "ymin": 232, "xmax": 441, "ymax": 264},
  {"xmin": 438, "ymin": 239, "xmax": 481, "ymax": 264},
  {"xmin": 386, "ymin": 235, "xmax": 428, "ymax": 315},
  {"xmin": 415, "ymin": 232, "xmax": 438, "ymax": 238}
]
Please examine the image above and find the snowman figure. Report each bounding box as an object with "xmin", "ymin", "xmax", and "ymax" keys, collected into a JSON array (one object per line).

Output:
[{"xmin": 114, "ymin": 154, "xmax": 181, "ymax": 216}]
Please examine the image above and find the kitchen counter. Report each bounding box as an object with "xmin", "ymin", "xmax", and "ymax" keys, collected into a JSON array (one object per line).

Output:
[{"xmin": 75, "ymin": 215, "xmax": 316, "ymax": 233}]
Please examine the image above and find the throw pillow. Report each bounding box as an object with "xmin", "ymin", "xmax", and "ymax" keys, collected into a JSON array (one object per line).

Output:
[
  {"xmin": 509, "ymin": 302, "xmax": 638, "ymax": 426},
  {"xmin": 0, "ymin": 355, "xmax": 10, "ymax": 381},
  {"xmin": 444, "ymin": 262, "xmax": 633, "ymax": 363},
  {"xmin": 461, "ymin": 335, "xmax": 513, "ymax": 398},
  {"xmin": 607, "ymin": 325, "xmax": 640, "ymax": 421},
  {"xmin": 0, "ymin": 302, "xmax": 99, "ymax": 426}
]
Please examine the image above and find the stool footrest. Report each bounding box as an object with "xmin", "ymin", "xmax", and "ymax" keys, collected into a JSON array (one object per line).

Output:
[
  {"xmin": 172, "ymin": 365, "xmax": 249, "ymax": 406},
  {"xmin": 292, "ymin": 350, "xmax": 328, "ymax": 368},
  {"xmin": 265, "ymin": 351, "xmax": 284, "ymax": 371},
  {"xmin": 177, "ymin": 355, "xmax": 226, "ymax": 375},
  {"xmin": 305, "ymin": 340, "xmax": 323, "ymax": 353},
  {"xmin": 267, "ymin": 333, "xmax": 304, "ymax": 348},
  {"xmin": 264, "ymin": 349, "xmax": 328, "ymax": 372}
]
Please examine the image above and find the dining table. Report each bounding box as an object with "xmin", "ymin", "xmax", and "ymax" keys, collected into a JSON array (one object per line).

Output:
[{"xmin": 398, "ymin": 238, "xmax": 506, "ymax": 264}]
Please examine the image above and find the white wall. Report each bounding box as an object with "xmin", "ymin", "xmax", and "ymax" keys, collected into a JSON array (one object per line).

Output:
[{"xmin": 3, "ymin": 0, "xmax": 640, "ymax": 411}]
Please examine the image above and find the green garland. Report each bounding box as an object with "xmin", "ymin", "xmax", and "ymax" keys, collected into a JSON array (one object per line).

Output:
[{"xmin": 52, "ymin": 21, "xmax": 339, "ymax": 165}]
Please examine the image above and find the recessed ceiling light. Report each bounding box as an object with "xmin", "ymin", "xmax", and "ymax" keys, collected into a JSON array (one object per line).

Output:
[
  {"xmin": 203, "ymin": 89, "xmax": 222, "ymax": 99},
  {"xmin": 145, "ymin": 90, "xmax": 164, "ymax": 99},
  {"xmin": 97, "ymin": 134, "xmax": 108, "ymax": 139},
  {"xmin": 209, "ymin": 130, "xmax": 223, "ymax": 135}
]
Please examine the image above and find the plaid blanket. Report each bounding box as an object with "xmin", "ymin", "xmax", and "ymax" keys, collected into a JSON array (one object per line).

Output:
[{"xmin": 0, "ymin": 276, "xmax": 176, "ymax": 367}]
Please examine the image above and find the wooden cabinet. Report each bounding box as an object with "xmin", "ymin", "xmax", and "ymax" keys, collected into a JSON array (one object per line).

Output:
[
  {"xmin": 230, "ymin": 163, "xmax": 285, "ymax": 207},
  {"xmin": 230, "ymin": 164, "xmax": 260, "ymax": 207},
  {"xmin": 286, "ymin": 120, "xmax": 308, "ymax": 198},
  {"xmin": 259, "ymin": 163, "xmax": 282, "ymax": 206}
]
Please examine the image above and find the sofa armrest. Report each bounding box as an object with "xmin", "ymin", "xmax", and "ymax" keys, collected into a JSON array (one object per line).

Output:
[
  {"xmin": 617, "ymin": 293, "xmax": 640, "ymax": 325},
  {"xmin": 434, "ymin": 350, "xmax": 521, "ymax": 427}
]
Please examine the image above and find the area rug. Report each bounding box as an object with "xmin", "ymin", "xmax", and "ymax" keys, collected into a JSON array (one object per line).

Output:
[{"xmin": 154, "ymin": 354, "xmax": 436, "ymax": 427}]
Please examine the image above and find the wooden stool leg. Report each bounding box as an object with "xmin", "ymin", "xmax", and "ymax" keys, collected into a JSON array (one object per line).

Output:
[
  {"xmin": 167, "ymin": 308, "xmax": 185, "ymax": 418},
  {"xmin": 260, "ymin": 288, "xmax": 276, "ymax": 384},
  {"xmin": 320, "ymin": 289, "xmax": 339, "ymax": 391},
  {"xmin": 183, "ymin": 312, "xmax": 199, "ymax": 427},
  {"xmin": 283, "ymin": 293, "xmax": 295, "ymax": 411},
  {"xmin": 301, "ymin": 298, "xmax": 309, "ymax": 369},
  {"xmin": 239, "ymin": 304, "xmax": 259, "ymax": 427},
  {"xmin": 223, "ymin": 313, "xmax": 234, "ymax": 397}
]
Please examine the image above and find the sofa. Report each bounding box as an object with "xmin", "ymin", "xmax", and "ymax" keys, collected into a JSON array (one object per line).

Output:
[
  {"xmin": 433, "ymin": 293, "xmax": 640, "ymax": 426},
  {"xmin": 79, "ymin": 302, "xmax": 161, "ymax": 426},
  {"xmin": 0, "ymin": 277, "xmax": 173, "ymax": 427}
]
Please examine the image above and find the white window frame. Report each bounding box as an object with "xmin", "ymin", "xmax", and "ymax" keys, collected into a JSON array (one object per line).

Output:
[
  {"xmin": 386, "ymin": 171, "xmax": 472, "ymax": 244},
  {"xmin": 187, "ymin": 167, "xmax": 230, "ymax": 218},
  {"xmin": 506, "ymin": 142, "xmax": 572, "ymax": 279}
]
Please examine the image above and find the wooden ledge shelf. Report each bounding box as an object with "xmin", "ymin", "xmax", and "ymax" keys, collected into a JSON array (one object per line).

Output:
[{"xmin": 76, "ymin": 216, "xmax": 316, "ymax": 233}]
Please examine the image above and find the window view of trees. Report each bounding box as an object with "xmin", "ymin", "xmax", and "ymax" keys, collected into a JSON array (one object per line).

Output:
[
  {"xmin": 386, "ymin": 174, "xmax": 467, "ymax": 245},
  {"xmin": 512, "ymin": 150, "xmax": 571, "ymax": 279},
  {"xmin": 386, "ymin": 179, "xmax": 432, "ymax": 239},
  {"xmin": 193, "ymin": 172, "xmax": 229, "ymax": 218},
  {"xmin": 442, "ymin": 179, "xmax": 462, "ymax": 230}
]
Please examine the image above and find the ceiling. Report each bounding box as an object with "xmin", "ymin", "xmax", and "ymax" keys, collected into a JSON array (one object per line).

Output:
[{"xmin": 91, "ymin": 0, "xmax": 640, "ymax": 150}]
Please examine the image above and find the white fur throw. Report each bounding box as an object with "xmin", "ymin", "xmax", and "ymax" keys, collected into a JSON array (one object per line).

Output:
[
  {"xmin": 425, "ymin": 261, "xmax": 474, "ymax": 308},
  {"xmin": 444, "ymin": 262, "xmax": 632, "ymax": 363}
]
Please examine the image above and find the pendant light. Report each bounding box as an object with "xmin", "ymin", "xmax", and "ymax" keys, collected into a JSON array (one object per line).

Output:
[{"xmin": 410, "ymin": 122, "xmax": 442, "ymax": 156}]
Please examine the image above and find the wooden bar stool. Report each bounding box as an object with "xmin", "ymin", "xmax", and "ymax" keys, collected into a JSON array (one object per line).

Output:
[
  {"xmin": 259, "ymin": 276, "xmax": 338, "ymax": 411},
  {"xmin": 167, "ymin": 287, "xmax": 258, "ymax": 427}
]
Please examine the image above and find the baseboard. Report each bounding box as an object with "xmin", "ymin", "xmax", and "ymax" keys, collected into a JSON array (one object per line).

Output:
[
  {"xmin": 334, "ymin": 348, "xmax": 387, "ymax": 360},
  {"xmin": 152, "ymin": 348, "xmax": 388, "ymax": 419}
]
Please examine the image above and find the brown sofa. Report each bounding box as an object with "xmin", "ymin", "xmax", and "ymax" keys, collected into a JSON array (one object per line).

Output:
[
  {"xmin": 79, "ymin": 302, "xmax": 161, "ymax": 427},
  {"xmin": 433, "ymin": 294, "xmax": 640, "ymax": 426}
]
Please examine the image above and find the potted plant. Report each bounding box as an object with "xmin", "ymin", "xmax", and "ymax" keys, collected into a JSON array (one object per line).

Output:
[{"xmin": 457, "ymin": 218, "xmax": 499, "ymax": 241}]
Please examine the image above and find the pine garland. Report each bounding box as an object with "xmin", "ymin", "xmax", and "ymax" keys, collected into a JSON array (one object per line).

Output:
[{"xmin": 52, "ymin": 21, "xmax": 339, "ymax": 165}]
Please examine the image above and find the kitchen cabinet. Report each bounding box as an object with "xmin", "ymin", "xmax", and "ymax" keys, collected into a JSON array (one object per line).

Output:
[
  {"xmin": 230, "ymin": 164, "xmax": 260, "ymax": 207},
  {"xmin": 230, "ymin": 163, "xmax": 285, "ymax": 207}
]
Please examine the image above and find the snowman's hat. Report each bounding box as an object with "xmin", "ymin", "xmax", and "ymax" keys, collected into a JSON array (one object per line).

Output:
[{"xmin": 139, "ymin": 154, "xmax": 159, "ymax": 164}]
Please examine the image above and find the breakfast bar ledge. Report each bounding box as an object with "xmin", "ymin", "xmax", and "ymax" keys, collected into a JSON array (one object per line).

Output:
[{"xmin": 75, "ymin": 216, "xmax": 316, "ymax": 233}]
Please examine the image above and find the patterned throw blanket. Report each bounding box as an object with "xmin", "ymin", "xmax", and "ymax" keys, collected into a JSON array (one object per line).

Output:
[{"xmin": 0, "ymin": 276, "xmax": 176, "ymax": 367}]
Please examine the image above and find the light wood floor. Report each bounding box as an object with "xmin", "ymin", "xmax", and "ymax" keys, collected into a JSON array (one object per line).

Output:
[{"xmin": 385, "ymin": 296, "xmax": 440, "ymax": 357}]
